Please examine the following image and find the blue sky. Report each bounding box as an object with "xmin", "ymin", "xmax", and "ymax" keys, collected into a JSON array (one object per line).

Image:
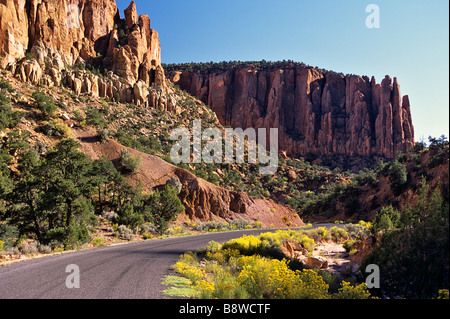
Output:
[{"xmin": 116, "ymin": 0, "xmax": 449, "ymax": 141}]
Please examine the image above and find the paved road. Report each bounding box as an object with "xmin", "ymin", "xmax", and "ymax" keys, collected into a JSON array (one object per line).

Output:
[{"xmin": 0, "ymin": 224, "xmax": 336, "ymax": 299}]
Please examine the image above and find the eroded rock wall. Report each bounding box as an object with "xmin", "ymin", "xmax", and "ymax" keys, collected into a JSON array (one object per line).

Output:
[{"xmin": 169, "ymin": 64, "xmax": 415, "ymax": 159}]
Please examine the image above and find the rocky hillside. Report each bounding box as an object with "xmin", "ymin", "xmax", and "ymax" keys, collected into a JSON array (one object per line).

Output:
[{"xmin": 167, "ymin": 61, "xmax": 415, "ymax": 160}]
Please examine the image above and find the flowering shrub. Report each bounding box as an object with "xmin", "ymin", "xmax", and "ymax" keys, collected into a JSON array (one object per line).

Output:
[
  {"xmin": 173, "ymin": 228, "xmax": 375, "ymax": 299},
  {"xmin": 328, "ymin": 226, "xmax": 349, "ymax": 243},
  {"xmin": 174, "ymin": 261, "xmax": 204, "ymax": 284},
  {"xmin": 332, "ymin": 281, "xmax": 372, "ymax": 299}
]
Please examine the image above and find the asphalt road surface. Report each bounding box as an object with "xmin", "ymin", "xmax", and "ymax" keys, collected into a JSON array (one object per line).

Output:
[{"xmin": 0, "ymin": 224, "xmax": 337, "ymax": 299}]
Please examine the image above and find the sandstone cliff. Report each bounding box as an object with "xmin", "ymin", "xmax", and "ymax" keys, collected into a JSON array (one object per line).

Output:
[
  {"xmin": 0, "ymin": 0, "xmax": 166, "ymax": 106},
  {"xmin": 169, "ymin": 63, "xmax": 415, "ymax": 159}
]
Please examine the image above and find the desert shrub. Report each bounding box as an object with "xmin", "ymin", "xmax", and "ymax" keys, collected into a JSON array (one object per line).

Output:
[
  {"xmin": 328, "ymin": 226, "xmax": 349, "ymax": 243},
  {"xmin": 222, "ymin": 234, "xmax": 285, "ymax": 260},
  {"xmin": 73, "ymin": 109, "xmax": 85, "ymax": 122},
  {"xmin": 97, "ymin": 128, "xmax": 109, "ymax": 142},
  {"xmin": 17, "ymin": 240, "xmax": 38, "ymax": 254},
  {"xmin": 332, "ymin": 281, "xmax": 372, "ymax": 299},
  {"xmin": 342, "ymin": 239, "xmax": 355, "ymax": 252},
  {"xmin": 209, "ymin": 255, "xmax": 330, "ymax": 299},
  {"xmin": 117, "ymin": 224, "xmax": 134, "ymax": 240},
  {"xmin": 307, "ymin": 226, "xmax": 330, "ymax": 242},
  {"xmin": 237, "ymin": 255, "xmax": 296, "ymax": 298},
  {"xmin": 222, "ymin": 235, "xmax": 262, "ymax": 255},
  {"xmin": 343, "ymin": 224, "xmax": 370, "ymax": 240},
  {"xmin": 228, "ymin": 218, "xmax": 252, "ymax": 230},
  {"xmin": 92, "ymin": 237, "xmax": 105, "ymax": 247},
  {"xmin": 194, "ymin": 220, "xmax": 229, "ymax": 232},
  {"xmin": 174, "ymin": 261, "xmax": 204, "ymax": 285},
  {"xmin": 204, "ymin": 240, "xmax": 222, "ymax": 253},
  {"xmin": 43, "ymin": 225, "xmax": 90, "ymax": 249},
  {"xmin": 114, "ymin": 202, "xmax": 144, "ymax": 229},
  {"xmin": 200, "ymin": 267, "xmax": 248, "ymax": 299},
  {"xmin": 38, "ymin": 243, "xmax": 52, "ymax": 254},
  {"xmin": 32, "ymin": 91, "xmax": 57, "ymax": 119},
  {"xmin": 85, "ymin": 107, "xmax": 105, "ymax": 128},
  {"xmin": 437, "ymin": 289, "xmax": 449, "ymax": 299},
  {"xmin": 119, "ymin": 149, "xmax": 142, "ymax": 173},
  {"xmin": 178, "ymin": 230, "xmax": 374, "ymax": 300},
  {"xmin": 167, "ymin": 225, "xmax": 185, "ymax": 235},
  {"xmin": 41, "ymin": 119, "xmax": 71, "ymax": 137}
]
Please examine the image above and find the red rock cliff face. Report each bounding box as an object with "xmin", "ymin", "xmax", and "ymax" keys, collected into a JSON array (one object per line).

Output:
[
  {"xmin": 0, "ymin": 0, "xmax": 164, "ymax": 88},
  {"xmin": 169, "ymin": 64, "xmax": 415, "ymax": 159}
]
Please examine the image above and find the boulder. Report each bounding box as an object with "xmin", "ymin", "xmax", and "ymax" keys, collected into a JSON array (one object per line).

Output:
[
  {"xmin": 281, "ymin": 240, "xmax": 306, "ymax": 258},
  {"xmin": 299, "ymin": 255, "xmax": 328, "ymax": 269},
  {"xmin": 16, "ymin": 59, "xmax": 42, "ymax": 85}
]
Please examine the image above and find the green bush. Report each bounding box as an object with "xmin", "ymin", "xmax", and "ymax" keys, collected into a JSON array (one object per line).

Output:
[
  {"xmin": 145, "ymin": 184, "xmax": 184, "ymax": 235},
  {"xmin": 0, "ymin": 86, "xmax": 23, "ymax": 130},
  {"xmin": 388, "ymin": 159, "xmax": 408, "ymax": 187},
  {"xmin": 44, "ymin": 225, "xmax": 90, "ymax": 250},
  {"xmin": 85, "ymin": 107, "xmax": 106, "ymax": 128},
  {"xmin": 41, "ymin": 119, "xmax": 71, "ymax": 137},
  {"xmin": 371, "ymin": 205, "xmax": 399, "ymax": 233},
  {"xmin": 0, "ymin": 223, "xmax": 19, "ymax": 249},
  {"xmin": 114, "ymin": 202, "xmax": 144, "ymax": 229},
  {"xmin": 32, "ymin": 91, "xmax": 57, "ymax": 119},
  {"xmin": 0, "ymin": 79, "xmax": 14, "ymax": 93},
  {"xmin": 120, "ymin": 149, "xmax": 142, "ymax": 173}
]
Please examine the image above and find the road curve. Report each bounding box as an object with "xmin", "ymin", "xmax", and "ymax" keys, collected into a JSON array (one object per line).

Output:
[{"xmin": 0, "ymin": 224, "xmax": 336, "ymax": 299}]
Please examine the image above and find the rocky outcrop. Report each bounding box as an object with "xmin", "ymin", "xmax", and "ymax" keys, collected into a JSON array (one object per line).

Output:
[
  {"xmin": 0, "ymin": 0, "xmax": 30, "ymax": 67},
  {"xmin": 0, "ymin": 0, "xmax": 166, "ymax": 106},
  {"xmin": 169, "ymin": 63, "xmax": 415, "ymax": 159},
  {"xmin": 1, "ymin": 0, "xmax": 119, "ymax": 68}
]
